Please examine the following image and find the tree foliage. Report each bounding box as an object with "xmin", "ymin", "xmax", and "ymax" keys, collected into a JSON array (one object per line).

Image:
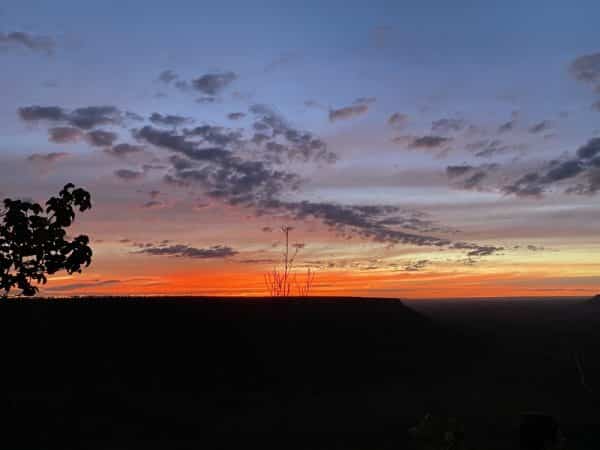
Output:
[{"xmin": 0, "ymin": 183, "xmax": 92, "ymax": 297}]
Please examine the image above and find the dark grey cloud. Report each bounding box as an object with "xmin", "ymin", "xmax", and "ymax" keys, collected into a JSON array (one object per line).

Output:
[
  {"xmin": 0, "ymin": 31, "xmax": 55, "ymax": 54},
  {"xmin": 329, "ymin": 103, "xmax": 369, "ymax": 122},
  {"xmin": 576, "ymin": 137, "xmax": 600, "ymax": 159},
  {"xmin": 27, "ymin": 152, "xmax": 69, "ymax": 163},
  {"xmin": 48, "ymin": 126, "xmax": 83, "ymax": 143},
  {"xmin": 249, "ymin": 104, "xmax": 337, "ymax": 164},
  {"xmin": 544, "ymin": 159, "xmax": 583, "ymax": 181},
  {"xmin": 565, "ymin": 168, "xmax": 600, "ymax": 195},
  {"xmin": 446, "ymin": 163, "xmax": 498, "ymax": 191},
  {"xmin": 570, "ymin": 53, "xmax": 600, "ymax": 109},
  {"xmin": 528, "ymin": 120, "xmax": 553, "ymax": 134},
  {"xmin": 192, "ymin": 71, "xmax": 237, "ymax": 95},
  {"xmin": 446, "ymin": 165, "xmax": 474, "ymax": 178},
  {"xmin": 19, "ymin": 106, "xmax": 66, "ymax": 122},
  {"xmin": 149, "ymin": 113, "xmax": 193, "ymax": 127},
  {"xmin": 502, "ymin": 160, "xmax": 586, "ymax": 198},
  {"xmin": 69, "ymin": 106, "xmax": 122, "ymax": 129},
  {"xmin": 104, "ymin": 143, "xmax": 145, "ymax": 158},
  {"xmin": 142, "ymin": 200, "xmax": 166, "ymax": 209},
  {"xmin": 258, "ymin": 200, "xmax": 451, "ymax": 247},
  {"xmin": 388, "ymin": 112, "xmax": 409, "ymax": 129},
  {"xmin": 175, "ymin": 80, "xmax": 190, "ymax": 91},
  {"xmin": 409, "ymin": 135, "xmax": 451, "ymax": 149},
  {"xmin": 86, "ymin": 129, "xmax": 118, "ymax": 147},
  {"xmin": 19, "ymin": 105, "xmax": 123, "ymax": 129},
  {"xmin": 158, "ymin": 69, "xmax": 178, "ymax": 84},
  {"xmin": 431, "ymin": 118, "xmax": 466, "ymax": 133},
  {"xmin": 227, "ymin": 112, "xmax": 246, "ymax": 120},
  {"xmin": 570, "ymin": 53, "xmax": 600, "ymax": 86},
  {"xmin": 467, "ymin": 139, "xmax": 512, "ymax": 158},
  {"xmin": 451, "ymin": 242, "xmax": 503, "ymax": 257},
  {"xmin": 498, "ymin": 110, "xmax": 520, "ymax": 133},
  {"xmin": 134, "ymin": 243, "xmax": 237, "ymax": 259},
  {"xmin": 134, "ymin": 125, "xmax": 302, "ymax": 204},
  {"xmin": 502, "ymin": 172, "xmax": 544, "ymax": 198},
  {"xmin": 183, "ymin": 124, "xmax": 243, "ymax": 147},
  {"xmin": 403, "ymin": 260, "xmax": 430, "ymax": 272},
  {"xmin": 462, "ymin": 171, "xmax": 488, "ymax": 190},
  {"xmin": 498, "ymin": 119, "xmax": 516, "ymax": 133},
  {"xmin": 114, "ymin": 169, "xmax": 144, "ymax": 181}
]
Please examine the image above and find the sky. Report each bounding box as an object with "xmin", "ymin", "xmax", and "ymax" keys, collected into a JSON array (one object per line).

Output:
[{"xmin": 2, "ymin": 0, "xmax": 600, "ymax": 298}]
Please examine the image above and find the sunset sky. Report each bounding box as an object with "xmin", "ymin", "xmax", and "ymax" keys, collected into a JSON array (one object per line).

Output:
[{"xmin": 2, "ymin": 1, "xmax": 600, "ymax": 298}]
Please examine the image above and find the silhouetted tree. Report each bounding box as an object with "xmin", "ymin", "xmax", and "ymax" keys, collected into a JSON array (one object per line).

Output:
[{"xmin": 0, "ymin": 183, "xmax": 92, "ymax": 297}]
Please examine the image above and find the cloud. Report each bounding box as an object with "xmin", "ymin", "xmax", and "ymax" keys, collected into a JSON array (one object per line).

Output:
[
  {"xmin": 134, "ymin": 243, "xmax": 238, "ymax": 259},
  {"xmin": 69, "ymin": 106, "xmax": 122, "ymax": 129},
  {"xmin": 431, "ymin": 118, "xmax": 466, "ymax": 133},
  {"xmin": 0, "ymin": 31, "xmax": 55, "ymax": 54},
  {"xmin": 149, "ymin": 113, "xmax": 193, "ymax": 127},
  {"xmin": 570, "ymin": 52, "xmax": 600, "ymax": 86},
  {"xmin": 329, "ymin": 103, "xmax": 369, "ymax": 122},
  {"xmin": 409, "ymin": 135, "xmax": 451, "ymax": 149},
  {"xmin": 19, "ymin": 106, "xmax": 66, "ymax": 122},
  {"xmin": 86, "ymin": 129, "xmax": 118, "ymax": 147},
  {"xmin": 502, "ymin": 172, "xmax": 544, "ymax": 197},
  {"xmin": 114, "ymin": 169, "xmax": 144, "ymax": 181},
  {"xmin": 565, "ymin": 168, "xmax": 600, "ymax": 195},
  {"xmin": 403, "ymin": 259, "xmax": 430, "ymax": 272},
  {"xmin": 260, "ymin": 200, "xmax": 451, "ymax": 247},
  {"xmin": 183, "ymin": 124, "xmax": 243, "ymax": 147},
  {"xmin": 196, "ymin": 96, "xmax": 218, "ymax": 103},
  {"xmin": 249, "ymin": 104, "xmax": 337, "ymax": 163},
  {"xmin": 227, "ymin": 112, "xmax": 246, "ymax": 120},
  {"xmin": 461, "ymin": 171, "xmax": 488, "ymax": 190},
  {"xmin": 502, "ymin": 160, "xmax": 583, "ymax": 197},
  {"xmin": 48, "ymin": 126, "xmax": 83, "ymax": 143},
  {"xmin": 134, "ymin": 125, "xmax": 302, "ymax": 204},
  {"xmin": 528, "ymin": 120, "xmax": 553, "ymax": 134},
  {"xmin": 467, "ymin": 139, "xmax": 512, "ymax": 158},
  {"xmin": 576, "ymin": 137, "xmax": 600, "ymax": 159},
  {"xmin": 544, "ymin": 159, "xmax": 584, "ymax": 181},
  {"xmin": 27, "ymin": 152, "xmax": 69, "ymax": 163},
  {"xmin": 264, "ymin": 51, "xmax": 302, "ymax": 72},
  {"xmin": 446, "ymin": 165, "xmax": 474, "ymax": 178},
  {"xmin": 388, "ymin": 112, "xmax": 409, "ymax": 129},
  {"xmin": 192, "ymin": 71, "xmax": 237, "ymax": 95},
  {"xmin": 104, "ymin": 143, "xmax": 145, "ymax": 158},
  {"xmin": 142, "ymin": 200, "xmax": 166, "ymax": 209},
  {"xmin": 43, "ymin": 279, "xmax": 122, "ymax": 292},
  {"xmin": 498, "ymin": 110, "xmax": 520, "ymax": 133},
  {"xmin": 18, "ymin": 105, "xmax": 123, "ymax": 129},
  {"xmin": 451, "ymin": 242, "xmax": 503, "ymax": 257},
  {"xmin": 570, "ymin": 53, "xmax": 600, "ymax": 110},
  {"xmin": 158, "ymin": 69, "xmax": 178, "ymax": 84},
  {"xmin": 498, "ymin": 121, "xmax": 516, "ymax": 133}
]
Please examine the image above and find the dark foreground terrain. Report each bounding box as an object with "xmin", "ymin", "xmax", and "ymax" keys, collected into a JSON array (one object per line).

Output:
[{"xmin": 1, "ymin": 296, "xmax": 599, "ymax": 449}]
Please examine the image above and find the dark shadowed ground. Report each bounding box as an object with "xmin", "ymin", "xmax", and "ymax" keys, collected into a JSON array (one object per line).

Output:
[{"xmin": 1, "ymin": 296, "xmax": 599, "ymax": 449}]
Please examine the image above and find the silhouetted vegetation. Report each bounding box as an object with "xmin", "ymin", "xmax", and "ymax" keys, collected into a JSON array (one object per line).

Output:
[
  {"xmin": 0, "ymin": 183, "xmax": 92, "ymax": 296},
  {"xmin": 264, "ymin": 225, "xmax": 315, "ymax": 296}
]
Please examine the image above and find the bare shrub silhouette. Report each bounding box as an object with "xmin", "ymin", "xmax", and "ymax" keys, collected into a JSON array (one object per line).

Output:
[
  {"xmin": 295, "ymin": 267, "xmax": 315, "ymax": 297},
  {"xmin": 0, "ymin": 183, "xmax": 93, "ymax": 297},
  {"xmin": 264, "ymin": 225, "xmax": 315, "ymax": 297}
]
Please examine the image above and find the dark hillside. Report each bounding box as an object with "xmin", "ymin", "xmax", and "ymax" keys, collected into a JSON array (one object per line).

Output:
[{"xmin": 0, "ymin": 297, "xmax": 477, "ymax": 449}]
